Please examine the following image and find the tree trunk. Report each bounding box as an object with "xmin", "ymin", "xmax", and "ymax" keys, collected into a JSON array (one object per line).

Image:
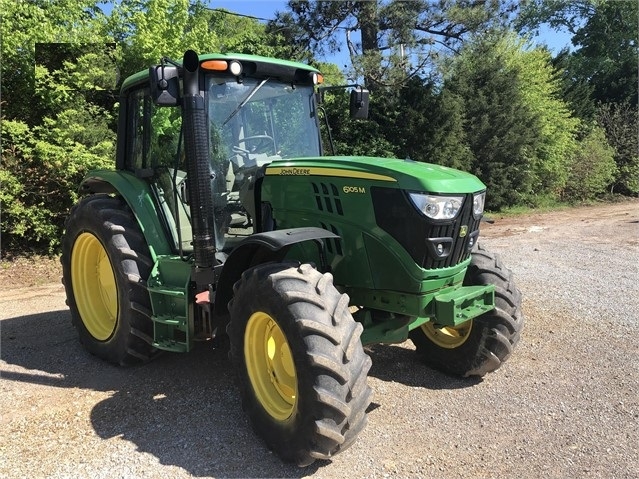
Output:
[{"xmin": 357, "ymin": 1, "xmax": 380, "ymax": 90}]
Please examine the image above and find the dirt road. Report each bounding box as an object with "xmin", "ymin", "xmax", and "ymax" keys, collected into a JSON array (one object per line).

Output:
[{"xmin": 1, "ymin": 200, "xmax": 638, "ymax": 478}]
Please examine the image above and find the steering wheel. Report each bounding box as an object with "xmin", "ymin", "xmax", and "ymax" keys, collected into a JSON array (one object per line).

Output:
[{"xmin": 238, "ymin": 134, "xmax": 275, "ymax": 154}]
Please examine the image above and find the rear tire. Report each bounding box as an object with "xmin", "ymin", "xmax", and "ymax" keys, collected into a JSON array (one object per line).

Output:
[
  {"xmin": 227, "ymin": 262, "xmax": 372, "ymax": 466},
  {"xmin": 61, "ymin": 195, "xmax": 157, "ymax": 365},
  {"xmin": 410, "ymin": 244, "xmax": 524, "ymax": 377}
]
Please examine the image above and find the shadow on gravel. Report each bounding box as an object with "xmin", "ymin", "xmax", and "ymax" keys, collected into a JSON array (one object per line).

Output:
[
  {"xmin": 2, "ymin": 311, "xmax": 477, "ymax": 476},
  {"xmin": 366, "ymin": 343, "xmax": 482, "ymax": 389},
  {"xmin": 1, "ymin": 311, "xmax": 321, "ymax": 478}
]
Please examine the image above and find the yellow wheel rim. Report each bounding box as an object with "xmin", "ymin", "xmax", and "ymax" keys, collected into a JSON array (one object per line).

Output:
[
  {"xmin": 420, "ymin": 320, "xmax": 473, "ymax": 349},
  {"xmin": 244, "ymin": 312, "xmax": 297, "ymax": 421},
  {"xmin": 71, "ymin": 232, "xmax": 118, "ymax": 341}
]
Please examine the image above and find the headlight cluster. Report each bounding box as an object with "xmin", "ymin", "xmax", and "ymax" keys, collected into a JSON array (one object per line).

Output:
[
  {"xmin": 472, "ymin": 191, "xmax": 486, "ymax": 217},
  {"xmin": 408, "ymin": 193, "xmax": 464, "ymax": 220},
  {"xmin": 409, "ymin": 191, "xmax": 486, "ymax": 220}
]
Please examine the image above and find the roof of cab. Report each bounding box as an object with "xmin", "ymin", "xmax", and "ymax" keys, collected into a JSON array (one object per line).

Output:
[{"xmin": 121, "ymin": 52, "xmax": 320, "ymax": 92}]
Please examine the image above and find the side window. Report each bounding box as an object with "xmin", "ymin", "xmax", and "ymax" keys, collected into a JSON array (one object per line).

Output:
[
  {"xmin": 125, "ymin": 87, "xmax": 183, "ymax": 171},
  {"xmin": 126, "ymin": 88, "xmax": 151, "ymax": 171},
  {"xmin": 125, "ymin": 85, "xmax": 189, "ymax": 252},
  {"xmin": 150, "ymin": 105, "xmax": 183, "ymax": 169}
]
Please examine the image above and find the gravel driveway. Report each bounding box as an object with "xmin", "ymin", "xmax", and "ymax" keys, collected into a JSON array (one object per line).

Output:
[{"xmin": 1, "ymin": 200, "xmax": 638, "ymax": 478}]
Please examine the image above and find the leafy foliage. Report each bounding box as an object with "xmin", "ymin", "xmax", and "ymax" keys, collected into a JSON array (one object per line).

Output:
[
  {"xmin": 441, "ymin": 34, "xmax": 578, "ymax": 209},
  {"xmin": 1, "ymin": 0, "xmax": 116, "ymax": 253},
  {"xmin": 271, "ymin": 0, "xmax": 520, "ymax": 88},
  {"xmin": 393, "ymin": 77, "xmax": 473, "ymax": 170},
  {"xmin": 515, "ymin": 0, "xmax": 637, "ymax": 198},
  {"xmin": 570, "ymin": 1, "xmax": 638, "ymax": 107},
  {"xmin": 319, "ymin": 89, "xmax": 398, "ymax": 158},
  {"xmin": 517, "ymin": 0, "xmax": 638, "ymax": 108},
  {"xmin": 597, "ymin": 103, "xmax": 639, "ymax": 195},
  {"xmin": 1, "ymin": 0, "xmax": 109, "ymax": 125},
  {"xmin": 551, "ymin": 49, "xmax": 596, "ymax": 122},
  {"xmin": 1, "ymin": 117, "xmax": 112, "ymax": 253},
  {"xmin": 563, "ymin": 125, "xmax": 617, "ymax": 201}
]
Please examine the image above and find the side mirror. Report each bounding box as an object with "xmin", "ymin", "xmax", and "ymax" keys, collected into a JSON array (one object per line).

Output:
[
  {"xmin": 150, "ymin": 64, "xmax": 180, "ymax": 106},
  {"xmin": 349, "ymin": 87, "xmax": 369, "ymax": 119}
]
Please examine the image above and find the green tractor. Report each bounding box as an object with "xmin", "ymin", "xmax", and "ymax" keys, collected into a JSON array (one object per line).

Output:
[{"xmin": 61, "ymin": 50, "xmax": 523, "ymax": 466}]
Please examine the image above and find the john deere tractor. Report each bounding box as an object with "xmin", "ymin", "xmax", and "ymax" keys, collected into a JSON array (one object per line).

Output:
[{"xmin": 61, "ymin": 50, "xmax": 523, "ymax": 466}]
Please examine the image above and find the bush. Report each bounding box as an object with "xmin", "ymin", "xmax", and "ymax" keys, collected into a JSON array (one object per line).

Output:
[
  {"xmin": 562, "ymin": 125, "xmax": 617, "ymax": 201},
  {"xmin": 597, "ymin": 103, "xmax": 639, "ymax": 195},
  {"xmin": 1, "ymin": 115, "xmax": 114, "ymax": 254}
]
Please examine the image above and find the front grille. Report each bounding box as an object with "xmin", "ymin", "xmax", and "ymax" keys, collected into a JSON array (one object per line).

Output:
[{"xmin": 371, "ymin": 187, "xmax": 480, "ymax": 269}]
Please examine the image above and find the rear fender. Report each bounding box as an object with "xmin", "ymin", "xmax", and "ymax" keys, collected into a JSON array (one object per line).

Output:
[
  {"xmin": 80, "ymin": 170, "xmax": 173, "ymax": 260},
  {"xmin": 214, "ymin": 227, "xmax": 339, "ymax": 317}
]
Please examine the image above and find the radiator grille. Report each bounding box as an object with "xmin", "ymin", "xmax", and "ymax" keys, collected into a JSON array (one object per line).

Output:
[{"xmin": 371, "ymin": 187, "xmax": 481, "ymax": 269}]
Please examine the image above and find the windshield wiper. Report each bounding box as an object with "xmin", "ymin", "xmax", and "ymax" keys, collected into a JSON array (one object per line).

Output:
[{"xmin": 222, "ymin": 78, "xmax": 269, "ymax": 126}]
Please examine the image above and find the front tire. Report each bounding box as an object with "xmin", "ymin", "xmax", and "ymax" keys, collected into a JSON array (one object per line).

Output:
[
  {"xmin": 61, "ymin": 195, "xmax": 156, "ymax": 365},
  {"xmin": 410, "ymin": 244, "xmax": 524, "ymax": 377},
  {"xmin": 227, "ymin": 262, "xmax": 372, "ymax": 466}
]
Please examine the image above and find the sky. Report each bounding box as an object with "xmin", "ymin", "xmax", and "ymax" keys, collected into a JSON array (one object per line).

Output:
[{"xmin": 212, "ymin": 0, "xmax": 289, "ymax": 19}]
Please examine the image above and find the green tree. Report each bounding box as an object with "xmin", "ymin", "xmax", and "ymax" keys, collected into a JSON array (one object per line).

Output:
[
  {"xmin": 271, "ymin": 0, "xmax": 519, "ymax": 89},
  {"xmin": 319, "ymin": 89, "xmax": 398, "ymax": 158},
  {"xmin": 1, "ymin": 115, "xmax": 113, "ymax": 253},
  {"xmin": 1, "ymin": 0, "xmax": 109, "ymax": 125},
  {"xmin": 570, "ymin": 1, "xmax": 638, "ymax": 106},
  {"xmin": 517, "ymin": 1, "xmax": 638, "ymax": 197},
  {"xmin": 597, "ymin": 103, "xmax": 639, "ymax": 195},
  {"xmin": 112, "ymin": 0, "xmax": 218, "ymax": 78},
  {"xmin": 392, "ymin": 77, "xmax": 473, "ymax": 170},
  {"xmin": 208, "ymin": 8, "xmax": 289, "ymax": 57},
  {"xmin": 444, "ymin": 44, "xmax": 536, "ymax": 209},
  {"xmin": 504, "ymin": 39, "xmax": 578, "ymax": 196},
  {"xmin": 516, "ymin": 0, "xmax": 638, "ymax": 107},
  {"xmin": 551, "ymin": 48, "xmax": 596, "ymax": 122},
  {"xmin": 1, "ymin": 0, "xmax": 116, "ymax": 253},
  {"xmin": 111, "ymin": 0, "xmax": 292, "ymax": 79},
  {"xmin": 443, "ymin": 33, "xmax": 578, "ymax": 209}
]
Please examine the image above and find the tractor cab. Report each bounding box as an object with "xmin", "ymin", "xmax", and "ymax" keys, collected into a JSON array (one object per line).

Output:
[{"xmin": 144, "ymin": 54, "xmax": 323, "ymax": 256}]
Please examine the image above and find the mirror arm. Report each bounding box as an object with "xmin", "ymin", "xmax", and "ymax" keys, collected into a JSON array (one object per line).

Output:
[{"xmin": 318, "ymin": 105, "xmax": 336, "ymax": 156}]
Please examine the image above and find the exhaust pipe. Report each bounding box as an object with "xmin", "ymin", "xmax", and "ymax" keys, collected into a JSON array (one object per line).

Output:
[{"xmin": 181, "ymin": 50, "xmax": 217, "ymax": 285}]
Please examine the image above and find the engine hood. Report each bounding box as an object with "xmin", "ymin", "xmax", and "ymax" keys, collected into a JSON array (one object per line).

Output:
[{"xmin": 264, "ymin": 156, "xmax": 485, "ymax": 194}]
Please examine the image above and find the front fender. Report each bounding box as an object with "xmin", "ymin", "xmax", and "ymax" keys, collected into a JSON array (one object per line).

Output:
[
  {"xmin": 214, "ymin": 227, "xmax": 339, "ymax": 317},
  {"xmin": 80, "ymin": 170, "xmax": 173, "ymax": 260}
]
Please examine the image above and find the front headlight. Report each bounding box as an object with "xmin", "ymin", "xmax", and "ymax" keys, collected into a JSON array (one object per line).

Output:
[
  {"xmin": 473, "ymin": 191, "xmax": 486, "ymax": 217},
  {"xmin": 409, "ymin": 193, "xmax": 464, "ymax": 220}
]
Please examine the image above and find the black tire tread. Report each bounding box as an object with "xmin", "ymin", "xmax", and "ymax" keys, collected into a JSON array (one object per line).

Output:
[
  {"xmin": 410, "ymin": 243, "xmax": 524, "ymax": 377},
  {"xmin": 227, "ymin": 262, "xmax": 372, "ymax": 466},
  {"xmin": 61, "ymin": 194, "xmax": 157, "ymax": 366}
]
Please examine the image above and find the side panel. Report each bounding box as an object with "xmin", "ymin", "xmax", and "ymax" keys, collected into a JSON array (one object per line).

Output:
[
  {"xmin": 261, "ymin": 167, "xmax": 400, "ymax": 292},
  {"xmin": 80, "ymin": 170, "xmax": 173, "ymax": 260}
]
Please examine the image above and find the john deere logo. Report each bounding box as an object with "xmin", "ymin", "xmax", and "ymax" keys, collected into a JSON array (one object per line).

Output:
[{"xmin": 459, "ymin": 225, "xmax": 468, "ymax": 238}]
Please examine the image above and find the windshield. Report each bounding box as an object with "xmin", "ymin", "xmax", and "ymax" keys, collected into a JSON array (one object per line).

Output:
[
  {"xmin": 206, "ymin": 75, "xmax": 321, "ymax": 169},
  {"xmin": 200, "ymin": 75, "xmax": 320, "ymax": 251}
]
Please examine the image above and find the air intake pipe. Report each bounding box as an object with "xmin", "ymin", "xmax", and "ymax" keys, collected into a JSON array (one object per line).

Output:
[{"xmin": 181, "ymin": 50, "xmax": 217, "ymax": 284}]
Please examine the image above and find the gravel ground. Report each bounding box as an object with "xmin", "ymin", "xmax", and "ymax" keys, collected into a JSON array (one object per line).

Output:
[{"xmin": 1, "ymin": 200, "xmax": 638, "ymax": 479}]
